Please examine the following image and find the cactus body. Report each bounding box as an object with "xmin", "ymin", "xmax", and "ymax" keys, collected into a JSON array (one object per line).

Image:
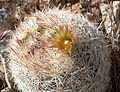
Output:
[{"xmin": 8, "ymin": 8, "xmax": 111, "ymax": 92}]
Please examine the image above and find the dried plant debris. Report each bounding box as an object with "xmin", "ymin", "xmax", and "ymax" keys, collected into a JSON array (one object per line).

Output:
[
  {"xmin": 0, "ymin": 0, "xmax": 49, "ymax": 32},
  {"xmin": 110, "ymin": 50, "xmax": 120, "ymax": 92},
  {"xmin": 100, "ymin": 1, "xmax": 120, "ymax": 50},
  {"xmin": 0, "ymin": 70, "xmax": 5, "ymax": 91},
  {"xmin": 1, "ymin": 87, "xmax": 18, "ymax": 92}
]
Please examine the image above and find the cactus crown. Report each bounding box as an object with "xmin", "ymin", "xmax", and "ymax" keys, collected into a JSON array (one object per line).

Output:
[{"xmin": 49, "ymin": 25, "xmax": 74, "ymax": 52}]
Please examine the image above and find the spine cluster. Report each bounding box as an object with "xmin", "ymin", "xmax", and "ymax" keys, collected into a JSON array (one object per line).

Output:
[{"xmin": 8, "ymin": 8, "xmax": 111, "ymax": 92}]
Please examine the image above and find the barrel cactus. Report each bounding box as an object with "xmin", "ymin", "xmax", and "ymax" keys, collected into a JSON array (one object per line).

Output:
[{"xmin": 8, "ymin": 8, "xmax": 111, "ymax": 92}]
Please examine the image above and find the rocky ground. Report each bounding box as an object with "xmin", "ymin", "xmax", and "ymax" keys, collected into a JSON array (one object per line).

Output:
[{"xmin": 0, "ymin": 0, "xmax": 120, "ymax": 92}]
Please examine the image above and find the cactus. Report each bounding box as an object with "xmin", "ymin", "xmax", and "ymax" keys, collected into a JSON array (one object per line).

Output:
[{"xmin": 8, "ymin": 8, "xmax": 111, "ymax": 92}]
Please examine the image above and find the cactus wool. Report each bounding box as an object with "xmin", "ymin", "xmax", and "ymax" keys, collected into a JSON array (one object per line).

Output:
[{"xmin": 8, "ymin": 8, "xmax": 111, "ymax": 92}]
